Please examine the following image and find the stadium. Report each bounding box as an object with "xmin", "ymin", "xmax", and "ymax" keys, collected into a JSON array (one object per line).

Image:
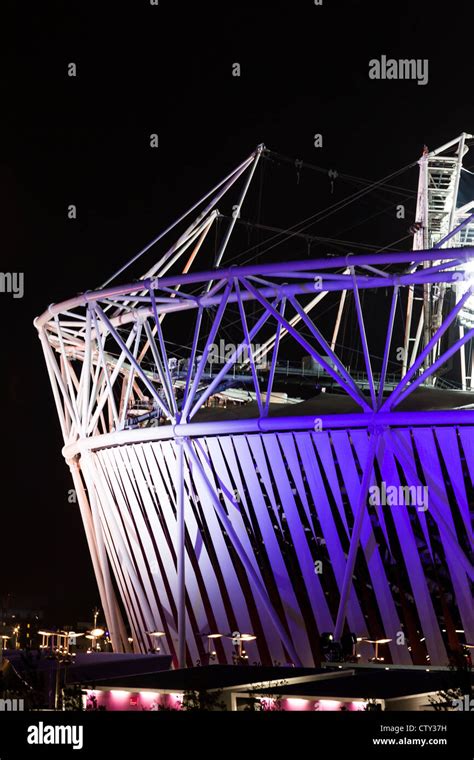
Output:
[{"xmin": 34, "ymin": 135, "xmax": 474, "ymax": 670}]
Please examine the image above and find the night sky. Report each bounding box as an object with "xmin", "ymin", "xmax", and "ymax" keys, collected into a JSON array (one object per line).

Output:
[{"xmin": 2, "ymin": 0, "xmax": 474, "ymax": 624}]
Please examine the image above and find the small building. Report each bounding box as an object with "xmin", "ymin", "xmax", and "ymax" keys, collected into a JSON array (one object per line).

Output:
[{"xmin": 81, "ymin": 663, "xmax": 473, "ymax": 712}]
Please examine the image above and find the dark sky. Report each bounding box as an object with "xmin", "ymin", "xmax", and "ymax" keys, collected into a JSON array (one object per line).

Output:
[{"xmin": 2, "ymin": 0, "xmax": 474, "ymax": 625}]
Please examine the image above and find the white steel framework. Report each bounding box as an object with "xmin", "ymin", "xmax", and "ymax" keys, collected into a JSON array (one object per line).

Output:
[{"xmin": 35, "ymin": 142, "xmax": 474, "ymax": 668}]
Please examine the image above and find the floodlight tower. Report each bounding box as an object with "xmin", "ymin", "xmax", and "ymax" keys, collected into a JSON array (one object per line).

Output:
[{"xmin": 403, "ymin": 133, "xmax": 474, "ymax": 388}]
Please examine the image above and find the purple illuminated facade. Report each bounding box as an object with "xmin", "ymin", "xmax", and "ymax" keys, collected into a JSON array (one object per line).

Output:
[{"xmin": 35, "ymin": 141, "xmax": 474, "ymax": 668}]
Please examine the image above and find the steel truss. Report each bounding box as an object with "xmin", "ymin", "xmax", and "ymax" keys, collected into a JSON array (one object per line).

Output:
[
  {"xmin": 35, "ymin": 145, "xmax": 474, "ymax": 667},
  {"xmin": 404, "ymin": 133, "xmax": 474, "ymax": 387}
]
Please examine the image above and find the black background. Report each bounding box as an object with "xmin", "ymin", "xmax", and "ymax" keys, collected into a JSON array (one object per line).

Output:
[{"xmin": 2, "ymin": 0, "xmax": 474, "ymax": 625}]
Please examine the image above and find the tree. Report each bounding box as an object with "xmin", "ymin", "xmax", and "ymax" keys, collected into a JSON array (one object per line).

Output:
[
  {"xmin": 243, "ymin": 680, "xmax": 288, "ymax": 711},
  {"xmin": 181, "ymin": 689, "xmax": 226, "ymax": 711}
]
